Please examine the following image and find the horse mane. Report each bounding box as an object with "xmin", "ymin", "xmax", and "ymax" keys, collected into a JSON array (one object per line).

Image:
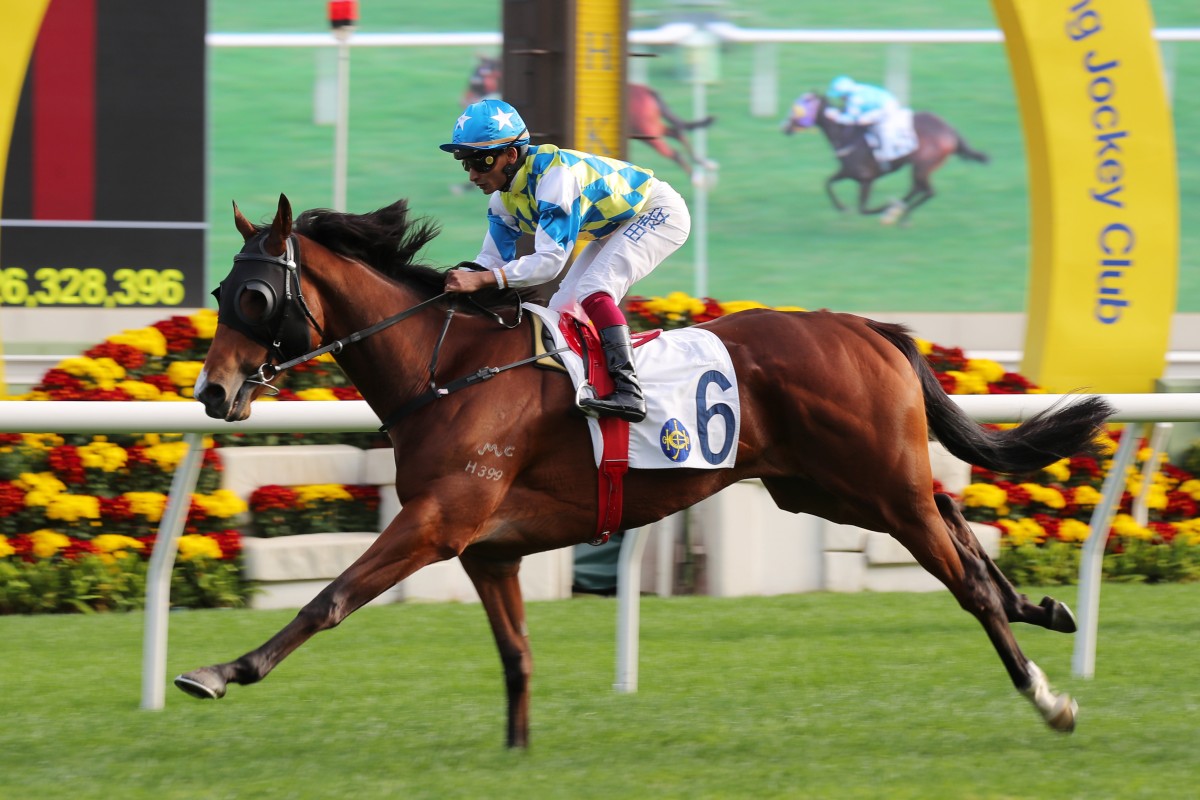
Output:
[{"xmin": 292, "ymin": 199, "xmax": 536, "ymax": 314}]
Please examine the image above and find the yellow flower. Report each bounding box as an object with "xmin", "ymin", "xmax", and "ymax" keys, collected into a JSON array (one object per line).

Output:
[
  {"xmin": 1057, "ymin": 518, "xmax": 1092, "ymax": 543},
  {"xmin": 946, "ymin": 369, "xmax": 987, "ymax": 395},
  {"xmin": 774, "ymin": 305, "xmax": 807, "ymax": 312},
  {"xmin": 1175, "ymin": 519, "xmax": 1200, "ymax": 546},
  {"xmin": 295, "ymin": 484, "xmax": 353, "ymax": 507},
  {"xmin": 190, "ymin": 308, "xmax": 218, "ymax": 339},
  {"xmin": 1111, "ymin": 513, "xmax": 1153, "ymax": 541},
  {"xmin": 144, "ymin": 441, "xmax": 190, "ymax": 472},
  {"xmin": 315, "ymin": 352, "xmax": 337, "ymax": 364},
  {"xmin": 998, "ymin": 518, "xmax": 1046, "ymax": 547},
  {"xmin": 166, "ymin": 361, "xmax": 204, "ymax": 394},
  {"xmin": 124, "ymin": 491, "xmax": 168, "ymax": 522},
  {"xmin": 961, "ymin": 482, "xmax": 1007, "ymax": 509},
  {"xmin": 93, "ymin": 534, "xmax": 145, "ymax": 558},
  {"xmin": 46, "ymin": 494, "xmax": 101, "ymax": 522},
  {"xmin": 107, "ymin": 327, "xmax": 167, "ymax": 357},
  {"xmin": 718, "ymin": 299, "xmax": 768, "ymax": 316},
  {"xmin": 21, "ymin": 433, "xmax": 64, "ymax": 451},
  {"xmin": 913, "ymin": 338, "xmax": 933, "ymax": 356},
  {"xmin": 58, "ymin": 356, "xmax": 126, "ymax": 387},
  {"xmin": 1070, "ymin": 484, "xmax": 1103, "ymax": 506},
  {"xmin": 1182, "ymin": 479, "xmax": 1200, "ymax": 502},
  {"xmin": 0, "ymin": 535, "xmax": 14, "ymax": 558},
  {"xmin": 178, "ymin": 534, "xmax": 222, "ymax": 561},
  {"xmin": 117, "ymin": 380, "xmax": 163, "ymax": 401},
  {"xmin": 30, "ymin": 529, "xmax": 71, "ymax": 559},
  {"xmin": 1041, "ymin": 459, "xmax": 1070, "ymax": 483},
  {"xmin": 192, "ymin": 490, "xmax": 248, "ymax": 520},
  {"xmin": 965, "ymin": 358, "xmax": 1006, "ymax": 384},
  {"xmin": 1020, "ymin": 483, "xmax": 1065, "ymax": 510},
  {"xmin": 295, "ymin": 388, "xmax": 339, "ymax": 402},
  {"xmin": 16, "ymin": 472, "xmax": 67, "ymax": 507},
  {"xmin": 79, "ymin": 440, "xmax": 128, "ymax": 472}
]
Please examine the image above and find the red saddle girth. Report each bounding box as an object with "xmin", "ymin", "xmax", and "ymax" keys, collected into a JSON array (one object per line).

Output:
[{"xmin": 557, "ymin": 314, "xmax": 661, "ymax": 544}]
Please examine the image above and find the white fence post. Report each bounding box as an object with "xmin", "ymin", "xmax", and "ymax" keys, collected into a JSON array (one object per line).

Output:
[{"xmin": 141, "ymin": 431, "xmax": 205, "ymax": 710}]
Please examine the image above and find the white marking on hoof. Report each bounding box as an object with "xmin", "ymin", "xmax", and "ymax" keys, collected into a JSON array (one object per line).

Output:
[{"xmin": 1020, "ymin": 660, "xmax": 1077, "ymax": 733}]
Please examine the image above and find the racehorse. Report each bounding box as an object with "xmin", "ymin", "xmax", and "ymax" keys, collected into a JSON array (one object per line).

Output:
[
  {"xmin": 176, "ymin": 193, "xmax": 1113, "ymax": 748},
  {"xmin": 783, "ymin": 92, "xmax": 989, "ymax": 225},
  {"xmin": 464, "ymin": 56, "xmax": 716, "ymax": 176}
]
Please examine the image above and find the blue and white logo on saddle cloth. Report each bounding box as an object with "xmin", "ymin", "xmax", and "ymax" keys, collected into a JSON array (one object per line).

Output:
[{"xmin": 524, "ymin": 304, "xmax": 741, "ymax": 469}]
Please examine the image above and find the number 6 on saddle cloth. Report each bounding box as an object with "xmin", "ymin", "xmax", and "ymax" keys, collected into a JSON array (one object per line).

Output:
[{"xmin": 528, "ymin": 304, "xmax": 742, "ymax": 471}]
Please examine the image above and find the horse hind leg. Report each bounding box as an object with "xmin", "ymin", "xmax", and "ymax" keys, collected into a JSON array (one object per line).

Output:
[
  {"xmin": 460, "ymin": 553, "xmax": 533, "ymax": 749},
  {"xmin": 934, "ymin": 493, "xmax": 1076, "ymax": 633},
  {"xmin": 890, "ymin": 505, "xmax": 1077, "ymax": 733}
]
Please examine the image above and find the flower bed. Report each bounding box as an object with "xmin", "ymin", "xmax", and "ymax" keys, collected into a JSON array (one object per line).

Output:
[{"xmin": 2, "ymin": 295, "xmax": 1198, "ymax": 613}]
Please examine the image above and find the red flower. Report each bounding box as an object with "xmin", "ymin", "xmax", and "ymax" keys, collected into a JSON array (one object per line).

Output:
[
  {"xmin": 250, "ymin": 485, "xmax": 299, "ymax": 513},
  {"xmin": 99, "ymin": 495, "xmax": 134, "ymax": 522},
  {"xmin": 0, "ymin": 481, "xmax": 25, "ymax": 517},
  {"xmin": 62, "ymin": 538, "xmax": 99, "ymax": 560},
  {"xmin": 209, "ymin": 529, "xmax": 243, "ymax": 560},
  {"xmin": 48, "ymin": 445, "xmax": 86, "ymax": 486},
  {"xmin": 84, "ymin": 342, "xmax": 146, "ymax": 371},
  {"xmin": 691, "ymin": 297, "xmax": 724, "ymax": 324},
  {"xmin": 332, "ymin": 386, "xmax": 363, "ymax": 401},
  {"xmin": 1149, "ymin": 521, "xmax": 1177, "ymax": 543}
]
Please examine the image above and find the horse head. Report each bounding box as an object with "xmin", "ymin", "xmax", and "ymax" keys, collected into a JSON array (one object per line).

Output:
[
  {"xmin": 781, "ymin": 92, "xmax": 822, "ymax": 135},
  {"xmin": 196, "ymin": 193, "xmax": 324, "ymax": 421}
]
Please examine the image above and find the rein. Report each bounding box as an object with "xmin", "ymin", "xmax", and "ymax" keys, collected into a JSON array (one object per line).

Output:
[
  {"xmin": 241, "ymin": 279, "xmax": 568, "ymax": 431},
  {"xmin": 246, "ymin": 291, "xmax": 451, "ymax": 394}
]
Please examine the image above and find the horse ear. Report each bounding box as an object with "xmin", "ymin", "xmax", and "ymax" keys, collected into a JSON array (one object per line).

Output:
[
  {"xmin": 232, "ymin": 201, "xmax": 256, "ymax": 242},
  {"xmin": 265, "ymin": 193, "xmax": 294, "ymax": 255}
]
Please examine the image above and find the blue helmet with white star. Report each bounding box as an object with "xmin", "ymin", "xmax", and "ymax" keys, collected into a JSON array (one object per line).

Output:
[{"xmin": 439, "ymin": 99, "xmax": 530, "ymax": 155}]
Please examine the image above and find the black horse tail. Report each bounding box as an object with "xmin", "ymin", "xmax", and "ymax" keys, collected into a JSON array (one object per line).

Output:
[
  {"xmin": 867, "ymin": 320, "xmax": 1114, "ymax": 474},
  {"xmin": 955, "ymin": 137, "xmax": 989, "ymax": 164}
]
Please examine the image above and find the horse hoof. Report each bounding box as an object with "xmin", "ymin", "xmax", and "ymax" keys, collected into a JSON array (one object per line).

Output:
[
  {"xmin": 174, "ymin": 667, "xmax": 227, "ymax": 700},
  {"xmin": 1046, "ymin": 694, "xmax": 1078, "ymax": 734},
  {"xmin": 1041, "ymin": 596, "xmax": 1078, "ymax": 633}
]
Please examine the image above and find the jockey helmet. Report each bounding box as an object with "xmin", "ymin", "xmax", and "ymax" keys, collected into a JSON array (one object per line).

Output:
[
  {"xmin": 439, "ymin": 99, "xmax": 530, "ymax": 158},
  {"xmin": 827, "ymin": 75, "xmax": 856, "ymax": 99}
]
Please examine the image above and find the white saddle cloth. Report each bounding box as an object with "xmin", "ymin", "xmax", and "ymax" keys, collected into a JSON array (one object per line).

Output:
[
  {"xmin": 869, "ymin": 108, "xmax": 917, "ymax": 163},
  {"xmin": 524, "ymin": 303, "xmax": 741, "ymax": 470}
]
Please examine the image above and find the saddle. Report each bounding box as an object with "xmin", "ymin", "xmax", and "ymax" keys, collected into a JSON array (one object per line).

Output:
[{"xmin": 532, "ymin": 311, "xmax": 661, "ymax": 544}]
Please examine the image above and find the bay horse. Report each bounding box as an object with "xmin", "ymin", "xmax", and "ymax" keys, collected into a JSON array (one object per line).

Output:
[
  {"xmin": 176, "ymin": 193, "xmax": 1113, "ymax": 747},
  {"xmin": 464, "ymin": 56, "xmax": 716, "ymax": 176},
  {"xmin": 783, "ymin": 92, "xmax": 989, "ymax": 225}
]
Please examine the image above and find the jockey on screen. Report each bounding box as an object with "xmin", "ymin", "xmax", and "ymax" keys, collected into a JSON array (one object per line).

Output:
[
  {"xmin": 823, "ymin": 75, "xmax": 916, "ymax": 168},
  {"xmin": 439, "ymin": 98, "xmax": 691, "ymax": 424}
]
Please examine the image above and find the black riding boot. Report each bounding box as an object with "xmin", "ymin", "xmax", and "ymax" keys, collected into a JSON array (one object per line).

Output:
[{"xmin": 580, "ymin": 325, "xmax": 646, "ymax": 423}]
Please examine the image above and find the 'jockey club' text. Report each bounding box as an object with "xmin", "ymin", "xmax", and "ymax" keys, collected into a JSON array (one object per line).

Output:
[{"xmin": 1069, "ymin": 0, "xmax": 1134, "ymax": 325}]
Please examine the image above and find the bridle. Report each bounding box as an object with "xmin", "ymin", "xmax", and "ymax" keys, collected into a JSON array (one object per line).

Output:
[{"xmin": 212, "ymin": 232, "xmax": 567, "ymax": 428}]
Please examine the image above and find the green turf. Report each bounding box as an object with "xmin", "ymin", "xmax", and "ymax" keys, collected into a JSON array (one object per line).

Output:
[
  {"xmin": 2, "ymin": 586, "xmax": 1198, "ymax": 799},
  {"xmin": 206, "ymin": 1, "xmax": 1200, "ymax": 313}
]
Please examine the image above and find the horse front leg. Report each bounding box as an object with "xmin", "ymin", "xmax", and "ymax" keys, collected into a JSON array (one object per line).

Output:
[
  {"xmin": 175, "ymin": 498, "xmax": 459, "ymax": 700},
  {"xmin": 460, "ymin": 553, "xmax": 532, "ymax": 748},
  {"xmin": 824, "ymin": 174, "xmax": 848, "ymax": 212}
]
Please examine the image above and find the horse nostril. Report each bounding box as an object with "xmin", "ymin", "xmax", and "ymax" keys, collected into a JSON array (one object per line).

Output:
[{"xmin": 196, "ymin": 382, "xmax": 227, "ymax": 413}]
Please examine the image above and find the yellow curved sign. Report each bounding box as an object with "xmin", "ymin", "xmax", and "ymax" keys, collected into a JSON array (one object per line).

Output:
[
  {"xmin": 993, "ymin": 0, "xmax": 1177, "ymax": 392},
  {"xmin": 574, "ymin": 0, "xmax": 625, "ymax": 158}
]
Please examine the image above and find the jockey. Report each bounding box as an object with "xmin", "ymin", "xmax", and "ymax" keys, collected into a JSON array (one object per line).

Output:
[
  {"xmin": 823, "ymin": 76, "xmax": 912, "ymax": 167},
  {"xmin": 440, "ymin": 98, "xmax": 691, "ymax": 424}
]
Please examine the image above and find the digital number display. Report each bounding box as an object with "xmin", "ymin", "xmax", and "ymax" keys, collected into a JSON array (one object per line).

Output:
[{"xmin": 0, "ymin": 266, "xmax": 187, "ymax": 308}]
